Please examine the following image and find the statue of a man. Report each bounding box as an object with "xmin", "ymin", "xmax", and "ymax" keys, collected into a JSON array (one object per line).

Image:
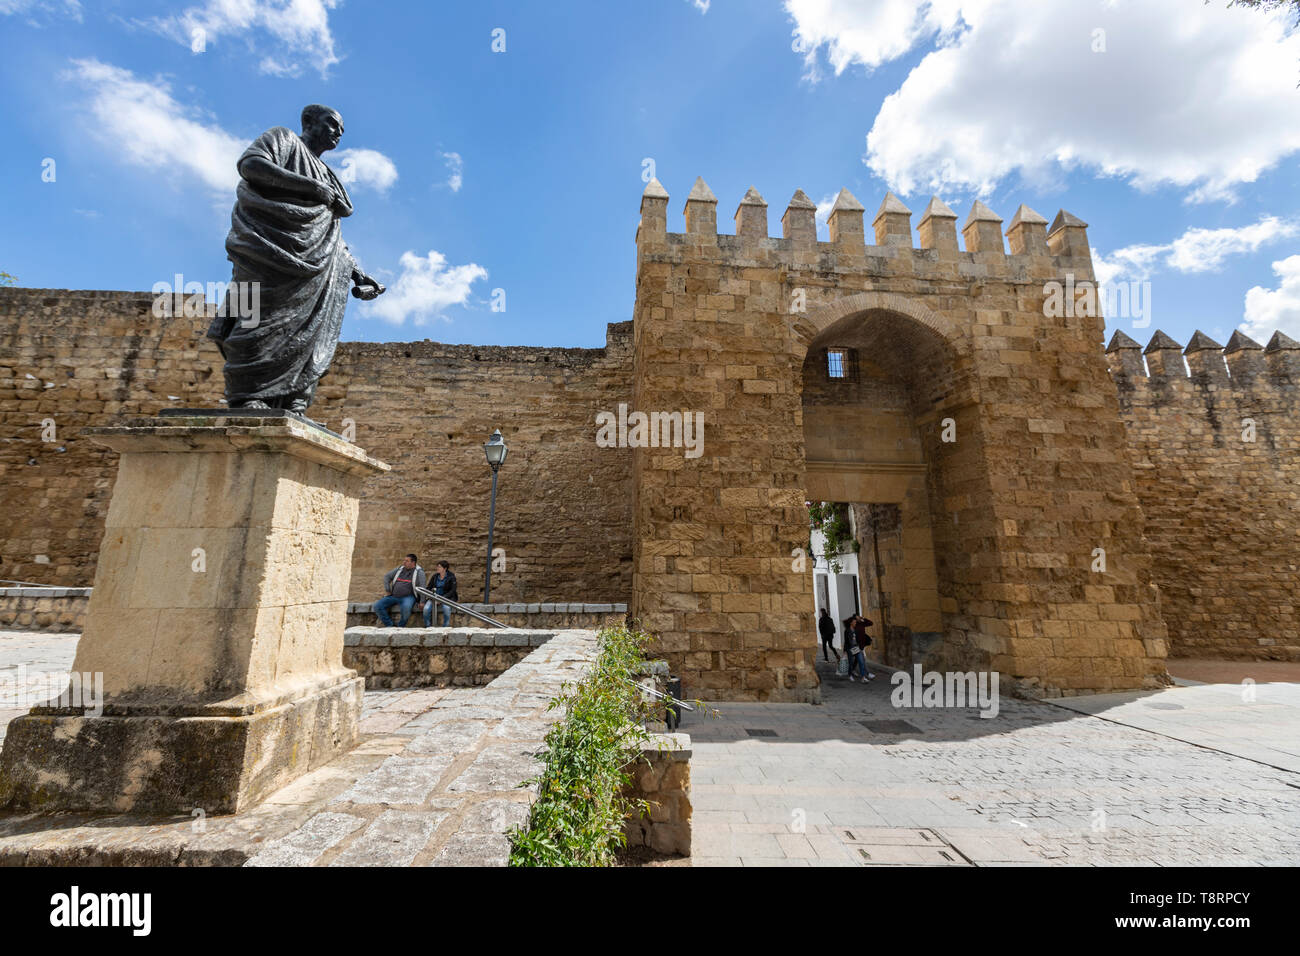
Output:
[{"xmin": 207, "ymin": 104, "xmax": 384, "ymax": 414}]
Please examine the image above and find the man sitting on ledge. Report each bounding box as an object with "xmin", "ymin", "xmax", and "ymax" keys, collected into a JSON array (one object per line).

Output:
[{"xmin": 374, "ymin": 553, "xmax": 426, "ymax": 627}]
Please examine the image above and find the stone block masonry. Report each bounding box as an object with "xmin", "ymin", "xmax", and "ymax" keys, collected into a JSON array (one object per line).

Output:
[
  {"xmin": 632, "ymin": 180, "xmax": 1168, "ymax": 699},
  {"xmin": 343, "ymin": 626, "xmax": 554, "ymax": 688},
  {"xmin": 3, "ymin": 179, "xmax": 1299, "ymax": 699},
  {"xmin": 623, "ymin": 732, "xmax": 692, "ymax": 857},
  {"xmin": 0, "ymin": 289, "xmax": 633, "ymax": 606},
  {"xmin": 1108, "ymin": 329, "xmax": 1300, "ymax": 661},
  {"xmin": 0, "ymin": 588, "xmax": 89, "ymax": 632}
]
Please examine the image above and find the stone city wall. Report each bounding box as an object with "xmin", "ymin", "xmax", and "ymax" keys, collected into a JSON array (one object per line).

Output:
[
  {"xmin": 1108, "ymin": 329, "xmax": 1300, "ymax": 660},
  {"xmin": 0, "ymin": 288, "xmax": 634, "ymax": 607},
  {"xmin": 631, "ymin": 178, "xmax": 1168, "ymax": 699}
]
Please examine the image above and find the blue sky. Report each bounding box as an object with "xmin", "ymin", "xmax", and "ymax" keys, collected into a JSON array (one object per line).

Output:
[{"xmin": 2, "ymin": 0, "xmax": 1300, "ymax": 349}]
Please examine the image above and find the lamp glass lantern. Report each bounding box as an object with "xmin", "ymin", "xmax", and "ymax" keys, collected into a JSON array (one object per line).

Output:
[{"xmin": 484, "ymin": 429, "xmax": 508, "ymax": 470}]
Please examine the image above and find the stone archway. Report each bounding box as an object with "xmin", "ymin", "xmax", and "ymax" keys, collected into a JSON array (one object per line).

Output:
[
  {"xmin": 791, "ymin": 292, "xmax": 965, "ymax": 364},
  {"xmin": 797, "ymin": 303, "xmax": 970, "ymax": 674}
]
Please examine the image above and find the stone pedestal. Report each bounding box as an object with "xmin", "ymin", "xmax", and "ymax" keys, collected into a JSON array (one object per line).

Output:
[{"xmin": 0, "ymin": 413, "xmax": 388, "ymax": 814}]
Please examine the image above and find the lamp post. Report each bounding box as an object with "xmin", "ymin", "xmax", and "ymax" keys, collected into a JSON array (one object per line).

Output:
[{"xmin": 482, "ymin": 429, "xmax": 508, "ymax": 604}]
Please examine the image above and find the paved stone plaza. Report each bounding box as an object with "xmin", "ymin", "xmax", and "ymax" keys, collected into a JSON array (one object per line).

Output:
[
  {"xmin": 0, "ymin": 629, "xmax": 595, "ymax": 865},
  {"xmin": 3, "ymin": 629, "xmax": 1298, "ymax": 866},
  {"xmin": 681, "ymin": 659, "xmax": 1300, "ymax": 867}
]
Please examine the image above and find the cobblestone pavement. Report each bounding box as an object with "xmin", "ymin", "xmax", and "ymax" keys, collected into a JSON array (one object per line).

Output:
[
  {"xmin": 681, "ymin": 659, "xmax": 1300, "ymax": 867},
  {"xmin": 6, "ymin": 630, "xmax": 1298, "ymax": 867},
  {"xmin": 0, "ymin": 629, "xmax": 596, "ymax": 866}
]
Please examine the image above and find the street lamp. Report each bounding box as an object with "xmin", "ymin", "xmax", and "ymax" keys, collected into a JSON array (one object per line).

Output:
[{"xmin": 482, "ymin": 429, "xmax": 508, "ymax": 603}]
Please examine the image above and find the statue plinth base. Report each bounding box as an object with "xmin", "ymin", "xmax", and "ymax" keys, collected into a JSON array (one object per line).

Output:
[{"xmin": 0, "ymin": 414, "xmax": 389, "ymax": 814}]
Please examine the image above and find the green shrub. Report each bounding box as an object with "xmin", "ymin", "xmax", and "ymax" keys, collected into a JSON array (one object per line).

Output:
[{"xmin": 508, "ymin": 622, "xmax": 659, "ymax": 866}]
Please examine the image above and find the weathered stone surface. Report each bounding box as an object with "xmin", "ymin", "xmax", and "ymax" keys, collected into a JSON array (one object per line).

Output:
[
  {"xmin": 1109, "ymin": 330, "xmax": 1300, "ymax": 661},
  {"xmin": 0, "ymin": 676, "xmax": 362, "ymax": 814},
  {"xmin": 0, "ymin": 289, "xmax": 633, "ymax": 607},
  {"xmin": 0, "ymin": 417, "xmax": 383, "ymax": 813},
  {"xmin": 328, "ymin": 809, "xmax": 446, "ymax": 867}
]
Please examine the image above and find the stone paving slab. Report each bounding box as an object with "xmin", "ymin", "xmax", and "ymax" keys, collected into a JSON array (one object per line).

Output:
[
  {"xmin": 1042, "ymin": 681, "xmax": 1300, "ymax": 772},
  {"xmin": 683, "ymin": 658, "xmax": 1300, "ymax": 867},
  {"xmin": 0, "ymin": 629, "xmax": 598, "ymax": 866}
]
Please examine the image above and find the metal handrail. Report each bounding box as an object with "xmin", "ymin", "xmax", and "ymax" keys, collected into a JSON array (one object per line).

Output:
[{"xmin": 414, "ymin": 586, "xmax": 508, "ymax": 629}]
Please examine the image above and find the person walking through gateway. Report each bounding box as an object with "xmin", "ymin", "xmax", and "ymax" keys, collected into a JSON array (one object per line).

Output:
[
  {"xmin": 423, "ymin": 560, "xmax": 458, "ymax": 627},
  {"xmin": 818, "ymin": 607, "xmax": 841, "ymax": 664},
  {"xmin": 851, "ymin": 613, "xmax": 877, "ymax": 682},
  {"xmin": 374, "ymin": 553, "xmax": 426, "ymax": 627}
]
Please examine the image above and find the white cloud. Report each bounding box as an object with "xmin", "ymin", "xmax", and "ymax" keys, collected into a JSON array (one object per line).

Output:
[
  {"xmin": 66, "ymin": 60, "xmax": 396, "ymax": 200},
  {"xmin": 1243, "ymin": 255, "xmax": 1300, "ymax": 342},
  {"xmin": 0, "ymin": 0, "xmax": 80, "ymax": 19},
  {"xmin": 147, "ymin": 0, "xmax": 341, "ymax": 78},
  {"xmin": 66, "ymin": 58, "xmax": 245, "ymax": 193},
  {"xmin": 786, "ymin": 0, "xmax": 1300, "ymax": 202},
  {"xmin": 441, "ymin": 151, "xmax": 463, "ymax": 192},
  {"xmin": 687, "ymin": 0, "xmax": 710, "ymax": 12},
  {"xmin": 814, "ymin": 194, "xmax": 834, "ymax": 225},
  {"xmin": 788, "ymin": 0, "xmax": 958, "ymax": 78},
  {"xmin": 332, "ymin": 148, "xmax": 398, "ymax": 193},
  {"xmin": 1092, "ymin": 244, "xmax": 1166, "ymax": 288},
  {"xmin": 1166, "ymin": 219, "xmax": 1300, "ymax": 273},
  {"xmin": 363, "ymin": 250, "xmax": 488, "ymax": 326},
  {"xmin": 1094, "ymin": 216, "xmax": 1299, "ymax": 285}
]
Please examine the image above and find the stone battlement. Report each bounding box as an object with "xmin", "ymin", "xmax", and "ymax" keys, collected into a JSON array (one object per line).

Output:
[
  {"xmin": 1107, "ymin": 328, "xmax": 1300, "ymax": 398},
  {"xmin": 635, "ymin": 177, "xmax": 1094, "ymax": 283},
  {"xmin": 1107, "ymin": 329, "xmax": 1300, "ymax": 661}
]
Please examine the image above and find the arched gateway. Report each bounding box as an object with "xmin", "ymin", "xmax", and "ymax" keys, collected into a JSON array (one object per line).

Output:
[{"xmin": 630, "ymin": 179, "xmax": 1169, "ymax": 702}]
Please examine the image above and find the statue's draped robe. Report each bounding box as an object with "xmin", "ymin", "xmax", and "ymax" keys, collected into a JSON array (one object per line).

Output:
[{"xmin": 207, "ymin": 126, "xmax": 356, "ymax": 406}]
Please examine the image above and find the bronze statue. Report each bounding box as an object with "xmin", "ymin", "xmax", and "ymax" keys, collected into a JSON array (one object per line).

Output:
[{"xmin": 207, "ymin": 104, "xmax": 384, "ymax": 413}]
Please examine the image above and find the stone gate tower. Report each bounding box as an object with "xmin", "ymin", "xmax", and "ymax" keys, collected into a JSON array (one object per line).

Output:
[{"xmin": 630, "ymin": 177, "xmax": 1169, "ymax": 702}]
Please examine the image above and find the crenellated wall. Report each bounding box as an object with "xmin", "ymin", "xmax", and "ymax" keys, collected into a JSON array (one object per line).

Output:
[
  {"xmin": 631, "ymin": 178, "xmax": 1168, "ymax": 700},
  {"xmin": 2, "ymin": 181, "xmax": 1297, "ymax": 695},
  {"xmin": 1108, "ymin": 328, "xmax": 1300, "ymax": 660},
  {"xmin": 0, "ymin": 288, "xmax": 634, "ymax": 605}
]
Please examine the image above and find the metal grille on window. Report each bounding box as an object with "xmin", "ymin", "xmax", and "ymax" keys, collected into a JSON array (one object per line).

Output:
[{"xmin": 827, "ymin": 348, "xmax": 847, "ymax": 379}]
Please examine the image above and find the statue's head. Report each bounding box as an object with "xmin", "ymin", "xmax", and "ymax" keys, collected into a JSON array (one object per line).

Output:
[{"xmin": 300, "ymin": 104, "xmax": 343, "ymax": 156}]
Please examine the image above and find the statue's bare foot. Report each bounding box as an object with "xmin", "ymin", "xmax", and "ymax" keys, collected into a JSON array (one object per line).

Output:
[{"xmin": 236, "ymin": 400, "xmax": 270, "ymax": 409}]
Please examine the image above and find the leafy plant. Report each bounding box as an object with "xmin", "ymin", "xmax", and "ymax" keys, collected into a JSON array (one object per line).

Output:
[
  {"xmin": 808, "ymin": 501, "xmax": 859, "ymax": 574},
  {"xmin": 508, "ymin": 622, "xmax": 659, "ymax": 866},
  {"xmin": 0, "ymin": 272, "xmax": 16, "ymax": 287}
]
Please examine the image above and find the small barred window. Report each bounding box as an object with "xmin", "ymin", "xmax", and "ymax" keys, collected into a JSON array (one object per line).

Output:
[{"xmin": 827, "ymin": 349, "xmax": 848, "ymax": 379}]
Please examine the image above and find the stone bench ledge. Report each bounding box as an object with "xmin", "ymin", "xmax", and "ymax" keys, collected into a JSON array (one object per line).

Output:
[
  {"xmin": 344, "ymin": 626, "xmax": 557, "ymax": 649},
  {"xmin": 345, "ymin": 601, "xmax": 626, "ymax": 615},
  {"xmin": 0, "ymin": 588, "xmax": 92, "ymax": 599}
]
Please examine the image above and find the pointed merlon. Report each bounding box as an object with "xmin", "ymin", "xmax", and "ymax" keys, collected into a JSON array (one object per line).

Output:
[
  {"xmin": 919, "ymin": 195, "xmax": 957, "ymax": 221},
  {"xmin": 642, "ymin": 178, "xmax": 668, "ymax": 200},
  {"xmin": 1049, "ymin": 209, "xmax": 1088, "ymax": 234},
  {"xmin": 831, "ymin": 187, "xmax": 865, "ymax": 213},
  {"xmin": 1184, "ymin": 330, "xmax": 1223, "ymax": 354},
  {"xmin": 1144, "ymin": 330, "xmax": 1183, "ymax": 354},
  {"xmin": 1265, "ymin": 330, "xmax": 1300, "ymax": 352},
  {"xmin": 874, "ymin": 191, "xmax": 910, "ymax": 219},
  {"xmin": 1006, "ymin": 203, "xmax": 1048, "ymax": 231},
  {"xmin": 963, "ymin": 200, "xmax": 1002, "ymax": 229},
  {"xmin": 1224, "ymin": 330, "xmax": 1264, "ymax": 353},
  {"xmin": 1106, "ymin": 330, "xmax": 1141, "ymax": 353},
  {"xmin": 685, "ymin": 176, "xmax": 717, "ymax": 204},
  {"xmin": 787, "ymin": 189, "xmax": 818, "ymax": 209},
  {"xmin": 738, "ymin": 185, "xmax": 767, "ymax": 207}
]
